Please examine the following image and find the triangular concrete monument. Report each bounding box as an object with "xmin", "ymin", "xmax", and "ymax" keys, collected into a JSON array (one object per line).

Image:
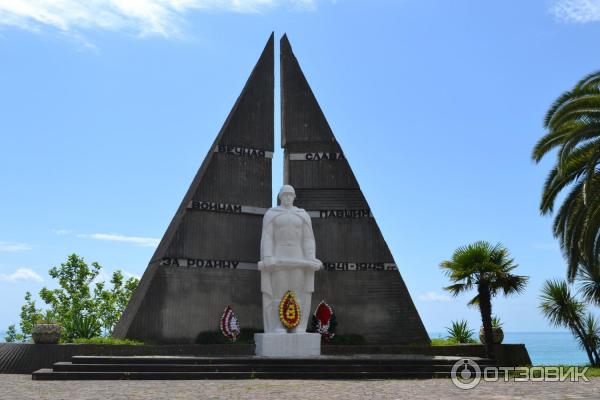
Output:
[
  {"xmin": 114, "ymin": 34, "xmax": 274, "ymax": 343},
  {"xmin": 115, "ymin": 33, "xmax": 428, "ymax": 345},
  {"xmin": 280, "ymin": 34, "xmax": 429, "ymax": 344}
]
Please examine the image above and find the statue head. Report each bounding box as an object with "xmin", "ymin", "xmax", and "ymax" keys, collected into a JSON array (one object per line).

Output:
[{"xmin": 278, "ymin": 185, "xmax": 296, "ymax": 208}]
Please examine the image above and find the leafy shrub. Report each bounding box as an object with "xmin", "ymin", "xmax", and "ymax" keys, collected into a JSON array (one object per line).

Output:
[
  {"xmin": 492, "ymin": 316, "xmax": 503, "ymax": 329},
  {"xmin": 38, "ymin": 310, "xmax": 57, "ymax": 324},
  {"xmin": 63, "ymin": 314, "xmax": 102, "ymax": 341},
  {"xmin": 445, "ymin": 320, "xmax": 477, "ymax": 344},
  {"xmin": 73, "ymin": 337, "xmax": 144, "ymax": 345}
]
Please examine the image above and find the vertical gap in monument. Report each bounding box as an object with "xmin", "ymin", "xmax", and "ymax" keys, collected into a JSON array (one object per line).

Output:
[{"xmin": 272, "ymin": 32, "xmax": 283, "ymax": 206}]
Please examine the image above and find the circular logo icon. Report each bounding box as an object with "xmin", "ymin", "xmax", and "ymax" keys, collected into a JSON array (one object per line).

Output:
[{"xmin": 451, "ymin": 358, "xmax": 482, "ymax": 390}]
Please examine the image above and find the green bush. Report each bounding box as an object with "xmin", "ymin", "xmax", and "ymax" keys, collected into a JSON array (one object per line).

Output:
[
  {"xmin": 445, "ymin": 320, "xmax": 477, "ymax": 344},
  {"xmin": 72, "ymin": 337, "xmax": 144, "ymax": 345},
  {"xmin": 323, "ymin": 334, "xmax": 367, "ymax": 345},
  {"xmin": 63, "ymin": 314, "xmax": 102, "ymax": 341}
]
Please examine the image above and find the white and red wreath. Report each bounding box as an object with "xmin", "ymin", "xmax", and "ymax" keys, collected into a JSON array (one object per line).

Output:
[{"xmin": 220, "ymin": 305, "xmax": 241, "ymax": 341}]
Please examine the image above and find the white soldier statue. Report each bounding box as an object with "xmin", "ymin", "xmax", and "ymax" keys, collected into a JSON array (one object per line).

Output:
[{"xmin": 258, "ymin": 184, "xmax": 322, "ymax": 333}]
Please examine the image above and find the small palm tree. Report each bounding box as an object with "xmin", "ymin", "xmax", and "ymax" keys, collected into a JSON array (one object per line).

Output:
[
  {"xmin": 491, "ymin": 316, "xmax": 503, "ymax": 329},
  {"xmin": 539, "ymin": 279, "xmax": 600, "ymax": 366},
  {"xmin": 441, "ymin": 241, "xmax": 528, "ymax": 359},
  {"xmin": 445, "ymin": 320, "xmax": 476, "ymax": 344},
  {"xmin": 532, "ymin": 70, "xmax": 600, "ymax": 279}
]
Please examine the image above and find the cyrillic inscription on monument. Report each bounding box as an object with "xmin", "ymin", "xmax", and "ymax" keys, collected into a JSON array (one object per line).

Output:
[
  {"xmin": 312, "ymin": 209, "xmax": 372, "ymax": 219},
  {"xmin": 215, "ymin": 144, "xmax": 273, "ymax": 158},
  {"xmin": 160, "ymin": 258, "xmax": 396, "ymax": 272},
  {"xmin": 160, "ymin": 258, "xmax": 257, "ymax": 270},
  {"xmin": 189, "ymin": 201, "xmax": 242, "ymax": 213},
  {"xmin": 188, "ymin": 201, "xmax": 268, "ymax": 215},
  {"xmin": 289, "ymin": 152, "xmax": 345, "ymax": 161},
  {"xmin": 322, "ymin": 262, "xmax": 398, "ymax": 271}
]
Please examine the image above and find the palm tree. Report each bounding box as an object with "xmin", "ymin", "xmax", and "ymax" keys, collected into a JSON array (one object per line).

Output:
[
  {"xmin": 441, "ymin": 241, "xmax": 528, "ymax": 359},
  {"xmin": 539, "ymin": 279, "xmax": 600, "ymax": 366},
  {"xmin": 532, "ymin": 70, "xmax": 600, "ymax": 280}
]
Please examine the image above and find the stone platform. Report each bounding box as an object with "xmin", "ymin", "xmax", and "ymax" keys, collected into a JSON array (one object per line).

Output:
[
  {"xmin": 0, "ymin": 343, "xmax": 531, "ymax": 374},
  {"xmin": 32, "ymin": 354, "xmax": 496, "ymax": 380},
  {"xmin": 254, "ymin": 333, "xmax": 321, "ymax": 357}
]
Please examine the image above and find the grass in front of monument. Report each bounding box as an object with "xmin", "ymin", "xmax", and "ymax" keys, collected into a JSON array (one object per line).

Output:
[
  {"xmin": 430, "ymin": 338, "xmax": 472, "ymax": 345},
  {"xmin": 72, "ymin": 337, "xmax": 144, "ymax": 345}
]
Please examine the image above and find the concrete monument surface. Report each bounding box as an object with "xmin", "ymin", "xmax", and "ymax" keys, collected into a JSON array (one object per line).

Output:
[{"xmin": 255, "ymin": 184, "xmax": 322, "ymax": 356}]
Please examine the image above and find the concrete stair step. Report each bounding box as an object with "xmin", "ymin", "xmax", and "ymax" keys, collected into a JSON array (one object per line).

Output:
[
  {"xmin": 70, "ymin": 355, "xmax": 494, "ymax": 366},
  {"xmin": 51, "ymin": 361, "xmax": 469, "ymax": 373},
  {"xmin": 32, "ymin": 369, "xmax": 454, "ymax": 380},
  {"xmin": 31, "ymin": 354, "xmax": 496, "ymax": 380}
]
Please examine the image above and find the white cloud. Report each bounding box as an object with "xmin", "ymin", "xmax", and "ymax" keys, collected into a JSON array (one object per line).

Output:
[
  {"xmin": 0, "ymin": 268, "xmax": 43, "ymax": 282},
  {"xmin": 551, "ymin": 0, "xmax": 600, "ymax": 23},
  {"xmin": 0, "ymin": 241, "xmax": 31, "ymax": 252},
  {"xmin": 0, "ymin": 0, "xmax": 322, "ymax": 38},
  {"xmin": 79, "ymin": 233, "xmax": 160, "ymax": 247},
  {"xmin": 418, "ymin": 291, "xmax": 451, "ymax": 302}
]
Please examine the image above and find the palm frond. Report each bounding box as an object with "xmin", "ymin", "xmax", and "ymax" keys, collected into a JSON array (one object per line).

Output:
[
  {"xmin": 578, "ymin": 261, "xmax": 600, "ymax": 306},
  {"xmin": 575, "ymin": 314, "xmax": 600, "ymax": 353},
  {"xmin": 536, "ymin": 70, "xmax": 600, "ymax": 279},
  {"xmin": 539, "ymin": 279, "xmax": 585, "ymax": 328}
]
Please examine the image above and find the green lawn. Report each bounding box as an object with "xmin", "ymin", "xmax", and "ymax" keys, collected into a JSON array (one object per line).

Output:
[
  {"xmin": 430, "ymin": 338, "xmax": 479, "ymax": 345},
  {"xmin": 586, "ymin": 367, "xmax": 600, "ymax": 377}
]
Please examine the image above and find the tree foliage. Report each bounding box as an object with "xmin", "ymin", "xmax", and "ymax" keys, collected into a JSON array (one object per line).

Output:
[
  {"xmin": 4, "ymin": 325, "xmax": 22, "ymax": 343},
  {"xmin": 533, "ymin": 70, "xmax": 600, "ymax": 279},
  {"xmin": 5, "ymin": 254, "xmax": 138, "ymax": 342}
]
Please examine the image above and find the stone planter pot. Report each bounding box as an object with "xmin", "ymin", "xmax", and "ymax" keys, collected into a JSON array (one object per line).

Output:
[
  {"xmin": 479, "ymin": 326, "xmax": 504, "ymax": 344},
  {"xmin": 32, "ymin": 324, "xmax": 61, "ymax": 344}
]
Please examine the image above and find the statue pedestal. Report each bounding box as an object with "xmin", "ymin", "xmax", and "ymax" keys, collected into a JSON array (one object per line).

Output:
[{"xmin": 254, "ymin": 333, "xmax": 321, "ymax": 357}]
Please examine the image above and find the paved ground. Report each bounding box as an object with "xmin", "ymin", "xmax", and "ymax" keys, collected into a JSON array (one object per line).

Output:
[{"xmin": 1, "ymin": 375, "xmax": 598, "ymax": 400}]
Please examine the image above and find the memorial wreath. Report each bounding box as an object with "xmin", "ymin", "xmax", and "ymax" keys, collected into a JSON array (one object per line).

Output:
[
  {"xmin": 311, "ymin": 301, "xmax": 336, "ymax": 340},
  {"xmin": 220, "ymin": 305, "xmax": 241, "ymax": 341},
  {"xmin": 279, "ymin": 290, "xmax": 301, "ymax": 329}
]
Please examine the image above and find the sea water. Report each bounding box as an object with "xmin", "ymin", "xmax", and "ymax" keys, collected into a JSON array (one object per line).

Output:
[{"xmin": 429, "ymin": 331, "xmax": 589, "ymax": 365}]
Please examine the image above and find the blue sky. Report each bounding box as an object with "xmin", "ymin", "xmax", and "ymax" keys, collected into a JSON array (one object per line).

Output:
[{"xmin": 1, "ymin": 0, "xmax": 600, "ymax": 334}]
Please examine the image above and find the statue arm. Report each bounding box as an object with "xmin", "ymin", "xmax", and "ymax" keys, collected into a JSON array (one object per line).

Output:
[
  {"xmin": 259, "ymin": 212, "xmax": 274, "ymax": 297},
  {"xmin": 301, "ymin": 214, "xmax": 319, "ymax": 262},
  {"xmin": 260, "ymin": 213, "xmax": 275, "ymax": 264}
]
